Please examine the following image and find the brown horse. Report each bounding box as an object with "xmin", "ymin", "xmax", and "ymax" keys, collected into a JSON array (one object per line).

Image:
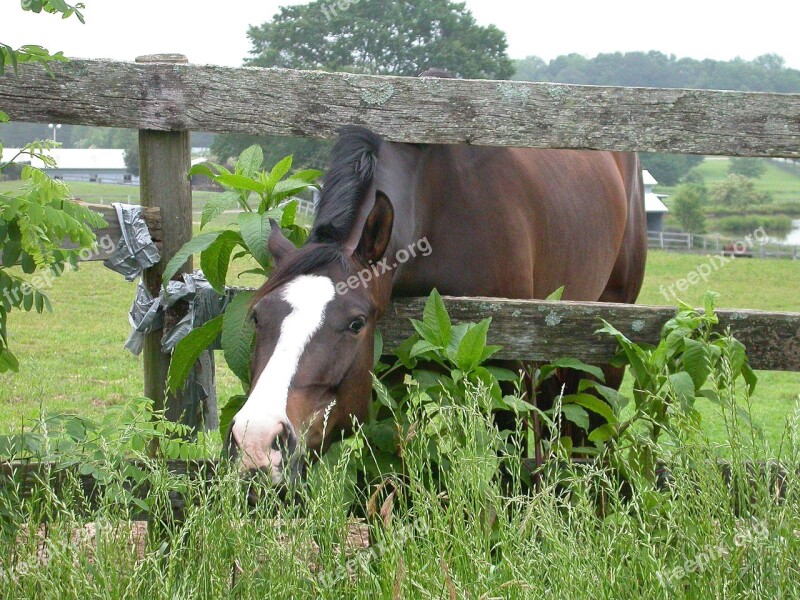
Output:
[{"xmin": 225, "ymin": 126, "xmax": 646, "ymax": 481}]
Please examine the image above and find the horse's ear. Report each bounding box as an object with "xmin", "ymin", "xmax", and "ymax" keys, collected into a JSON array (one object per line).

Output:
[
  {"xmin": 351, "ymin": 190, "xmax": 394, "ymax": 263},
  {"xmin": 268, "ymin": 218, "xmax": 296, "ymax": 263}
]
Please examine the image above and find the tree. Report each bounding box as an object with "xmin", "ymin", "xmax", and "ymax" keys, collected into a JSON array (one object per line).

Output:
[
  {"xmin": 123, "ymin": 142, "xmax": 139, "ymax": 176},
  {"xmin": 710, "ymin": 174, "xmax": 772, "ymax": 211},
  {"xmin": 215, "ymin": 0, "xmax": 514, "ymax": 168},
  {"xmin": 670, "ymin": 184, "xmax": 707, "ymax": 233},
  {"xmin": 246, "ymin": 0, "xmax": 513, "ymax": 79},
  {"xmin": 640, "ymin": 153, "xmax": 704, "ymax": 186},
  {"xmin": 210, "ymin": 133, "xmax": 332, "ymax": 170},
  {"xmin": 1, "ymin": 1, "xmax": 104, "ymax": 373},
  {"xmin": 729, "ymin": 157, "xmax": 767, "ymax": 179}
]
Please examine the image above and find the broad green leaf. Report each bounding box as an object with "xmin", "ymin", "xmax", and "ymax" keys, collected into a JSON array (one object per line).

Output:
[
  {"xmin": 666, "ymin": 371, "xmax": 696, "ymax": 404},
  {"xmin": 189, "ymin": 163, "xmax": 216, "ymax": 179},
  {"xmin": 219, "ymin": 395, "xmax": 248, "ymax": 440},
  {"xmin": 545, "ymin": 286, "xmax": 565, "ymax": 301},
  {"xmin": 455, "ymin": 318, "xmax": 491, "ymax": 372},
  {"xmin": 588, "ymin": 423, "xmax": 616, "ymax": 443},
  {"xmin": 727, "ymin": 338, "xmax": 747, "ymax": 376},
  {"xmin": 237, "ymin": 212, "xmax": 273, "ymax": 268},
  {"xmin": 422, "ymin": 289, "xmax": 451, "ymax": 347},
  {"xmin": 291, "ymin": 169, "xmax": 323, "ymax": 183},
  {"xmin": 485, "ymin": 366, "xmax": 518, "ymax": 381},
  {"xmin": 221, "ymin": 291, "xmax": 256, "ymax": 388},
  {"xmin": 549, "ymin": 358, "xmax": 605, "ymax": 382},
  {"xmin": 281, "ymin": 199, "xmax": 298, "ymax": 227},
  {"xmin": 682, "ymin": 338, "xmax": 710, "ymax": 390},
  {"xmin": 215, "ymin": 172, "xmax": 265, "ymax": 194},
  {"xmin": 264, "ymin": 155, "xmax": 293, "ymax": 194},
  {"xmin": 561, "ymin": 404, "xmax": 590, "ymax": 431},
  {"xmin": 562, "ymin": 393, "xmax": 616, "ymax": 424},
  {"xmin": 410, "ymin": 339, "xmax": 439, "ymax": 359},
  {"xmin": 200, "ymin": 191, "xmax": 240, "ymax": 229},
  {"xmin": 741, "ymin": 363, "xmax": 758, "ymax": 395},
  {"xmin": 162, "ymin": 231, "xmax": 224, "ymax": 286},
  {"xmin": 0, "ymin": 348, "xmax": 19, "ymax": 373},
  {"xmin": 167, "ymin": 315, "xmax": 224, "ymax": 393},
  {"xmin": 272, "ymin": 178, "xmax": 314, "ymax": 203},
  {"xmin": 236, "ymin": 145, "xmax": 264, "ymax": 178},
  {"xmin": 200, "ymin": 230, "xmax": 242, "ymax": 293}
]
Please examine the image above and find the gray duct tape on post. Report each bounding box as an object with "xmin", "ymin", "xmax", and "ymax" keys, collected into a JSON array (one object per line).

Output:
[
  {"xmin": 103, "ymin": 203, "xmax": 161, "ymax": 282},
  {"xmin": 125, "ymin": 271, "xmax": 227, "ymax": 432}
]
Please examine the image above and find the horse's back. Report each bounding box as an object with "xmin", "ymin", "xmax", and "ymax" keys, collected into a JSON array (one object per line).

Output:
[{"xmin": 405, "ymin": 145, "xmax": 645, "ymax": 303}]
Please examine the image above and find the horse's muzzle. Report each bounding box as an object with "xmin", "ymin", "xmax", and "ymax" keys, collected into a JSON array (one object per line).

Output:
[{"xmin": 224, "ymin": 417, "xmax": 301, "ymax": 484}]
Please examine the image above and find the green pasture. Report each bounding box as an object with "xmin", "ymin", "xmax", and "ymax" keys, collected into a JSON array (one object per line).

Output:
[{"xmin": 656, "ymin": 157, "xmax": 800, "ymax": 204}]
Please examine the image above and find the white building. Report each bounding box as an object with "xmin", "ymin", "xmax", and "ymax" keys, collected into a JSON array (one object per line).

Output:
[
  {"xmin": 643, "ymin": 169, "xmax": 668, "ymax": 232},
  {"xmin": 0, "ymin": 148, "xmax": 136, "ymax": 184}
]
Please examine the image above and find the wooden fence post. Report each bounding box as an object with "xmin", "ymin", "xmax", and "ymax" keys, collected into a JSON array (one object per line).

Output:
[{"xmin": 136, "ymin": 54, "xmax": 194, "ymax": 426}]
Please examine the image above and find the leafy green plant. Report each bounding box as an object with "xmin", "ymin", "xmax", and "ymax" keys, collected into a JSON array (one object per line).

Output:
[
  {"xmin": 0, "ymin": 1, "xmax": 84, "ymax": 76},
  {"xmin": 594, "ymin": 291, "xmax": 759, "ymax": 483},
  {"xmin": 1, "ymin": 1, "xmax": 103, "ymax": 373},
  {"xmin": 0, "ymin": 131, "xmax": 106, "ymax": 372},
  {"xmin": 165, "ymin": 147, "xmax": 320, "ymax": 397}
]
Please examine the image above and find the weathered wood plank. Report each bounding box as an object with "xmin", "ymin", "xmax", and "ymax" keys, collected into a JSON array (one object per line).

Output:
[
  {"xmin": 137, "ymin": 54, "xmax": 196, "ymax": 429},
  {"xmin": 379, "ymin": 297, "xmax": 800, "ymax": 372},
  {"xmin": 1, "ymin": 59, "xmax": 799, "ymax": 157}
]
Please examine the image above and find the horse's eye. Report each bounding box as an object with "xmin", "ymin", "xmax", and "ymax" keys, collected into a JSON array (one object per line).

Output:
[{"xmin": 348, "ymin": 317, "xmax": 366, "ymax": 334}]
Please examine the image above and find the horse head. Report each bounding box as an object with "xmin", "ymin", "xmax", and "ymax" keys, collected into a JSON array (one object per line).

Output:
[{"xmin": 225, "ymin": 127, "xmax": 395, "ymax": 482}]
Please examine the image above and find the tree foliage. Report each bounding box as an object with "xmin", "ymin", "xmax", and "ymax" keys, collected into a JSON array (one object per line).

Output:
[
  {"xmin": 670, "ymin": 184, "xmax": 707, "ymax": 233},
  {"xmin": 0, "ymin": 1, "xmax": 84, "ymax": 76},
  {"xmin": 641, "ymin": 153, "xmax": 705, "ymax": 186},
  {"xmin": 710, "ymin": 174, "xmax": 772, "ymax": 211},
  {"xmin": 246, "ymin": 0, "xmax": 513, "ymax": 79},
  {"xmin": 728, "ymin": 157, "xmax": 767, "ymax": 179},
  {"xmin": 1, "ymin": 1, "xmax": 102, "ymax": 372},
  {"xmin": 214, "ymin": 0, "xmax": 514, "ymax": 169},
  {"xmin": 512, "ymin": 51, "xmax": 800, "ymax": 93}
]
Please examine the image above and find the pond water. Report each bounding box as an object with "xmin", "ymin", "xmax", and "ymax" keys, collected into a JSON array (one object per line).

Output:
[{"xmin": 774, "ymin": 219, "xmax": 800, "ymax": 245}]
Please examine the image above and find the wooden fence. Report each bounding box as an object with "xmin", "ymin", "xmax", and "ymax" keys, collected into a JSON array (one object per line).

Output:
[
  {"xmin": 1, "ymin": 54, "xmax": 800, "ymax": 430},
  {"xmin": 648, "ymin": 230, "xmax": 800, "ymax": 259}
]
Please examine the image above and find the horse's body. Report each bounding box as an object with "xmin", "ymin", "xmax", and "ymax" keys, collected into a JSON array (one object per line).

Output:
[
  {"xmin": 377, "ymin": 143, "xmax": 645, "ymax": 304},
  {"xmin": 227, "ymin": 126, "xmax": 647, "ymax": 479}
]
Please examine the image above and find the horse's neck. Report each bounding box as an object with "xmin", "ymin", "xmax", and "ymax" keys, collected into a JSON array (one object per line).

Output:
[{"xmin": 377, "ymin": 142, "xmax": 427, "ymax": 257}]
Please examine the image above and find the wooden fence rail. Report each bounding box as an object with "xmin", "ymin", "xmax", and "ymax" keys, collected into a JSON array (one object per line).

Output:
[
  {"xmin": 380, "ymin": 297, "xmax": 800, "ymax": 372},
  {"xmin": 1, "ymin": 59, "xmax": 800, "ymax": 157}
]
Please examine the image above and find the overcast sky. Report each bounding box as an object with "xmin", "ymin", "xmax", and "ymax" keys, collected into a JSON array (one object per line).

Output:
[{"xmin": 3, "ymin": 1, "xmax": 800, "ymax": 70}]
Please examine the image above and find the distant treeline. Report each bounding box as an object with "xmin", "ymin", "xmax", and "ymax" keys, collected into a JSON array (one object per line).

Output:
[
  {"xmin": 513, "ymin": 51, "xmax": 800, "ymax": 92},
  {"xmin": 0, "ymin": 123, "xmax": 215, "ymax": 151}
]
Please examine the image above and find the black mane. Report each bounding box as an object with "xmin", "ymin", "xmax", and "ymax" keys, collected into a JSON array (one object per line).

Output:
[{"xmin": 308, "ymin": 126, "xmax": 382, "ymax": 245}]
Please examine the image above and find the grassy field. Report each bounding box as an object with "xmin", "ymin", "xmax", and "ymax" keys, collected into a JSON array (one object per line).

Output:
[{"xmin": 655, "ymin": 157, "xmax": 800, "ymax": 204}]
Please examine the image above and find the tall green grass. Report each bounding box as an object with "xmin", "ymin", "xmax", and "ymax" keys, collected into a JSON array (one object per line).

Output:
[{"xmin": 2, "ymin": 387, "xmax": 799, "ymax": 598}]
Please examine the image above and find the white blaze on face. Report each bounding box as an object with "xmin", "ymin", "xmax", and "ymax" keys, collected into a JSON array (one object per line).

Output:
[{"xmin": 232, "ymin": 275, "xmax": 336, "ymax": 471}]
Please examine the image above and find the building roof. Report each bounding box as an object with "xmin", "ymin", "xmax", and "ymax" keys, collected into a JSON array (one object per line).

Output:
[
  {"xmin": 645, "ymin": 192, "xmax": 668, "ymax": 213},
  {"xmin": 1, "ymin": 148, "xmax": 127, "ymax": 170}
]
